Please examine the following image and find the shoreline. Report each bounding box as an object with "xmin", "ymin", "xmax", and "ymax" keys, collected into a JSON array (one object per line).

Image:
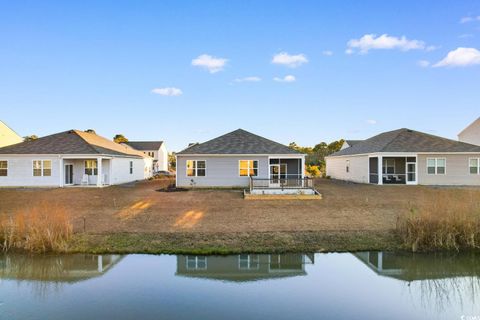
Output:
[{"xmin": 65, "ymin": 230, "xmax": 403, "ymax": 255}]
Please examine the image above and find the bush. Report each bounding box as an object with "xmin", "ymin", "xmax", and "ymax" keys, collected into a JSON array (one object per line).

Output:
[
  {"xmin": 396, "ymin": 189, "xmax": 480, "ymax": 252},
  {"xmin": 0, "ymin": 203, "xmax": 73, "ymax": 253}
]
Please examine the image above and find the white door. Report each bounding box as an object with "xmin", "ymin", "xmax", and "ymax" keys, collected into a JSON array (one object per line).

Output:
[
  {"xmin": 406, "ymin": 162, "xmax": 417, "ymax": 185},
  {"xmin": 270, "ymin": 164, "xmax": 280, "ymax": 187}
]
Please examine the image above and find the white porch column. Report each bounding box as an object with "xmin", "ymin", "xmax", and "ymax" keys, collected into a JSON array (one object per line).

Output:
[
  {"xmin": 378, "ymin": 155, "xmax": 383, "ymax": 185},
  {"xmin": 301, "ymin": 156, "xmax": 305, "ymax": 179},
  {"xmin": 97, "ymin": 157, "xmax": 103, "ymax": 187},
  {"xmin": 59, "ymin": 156, "xmax": 64, "ymax": 187}
]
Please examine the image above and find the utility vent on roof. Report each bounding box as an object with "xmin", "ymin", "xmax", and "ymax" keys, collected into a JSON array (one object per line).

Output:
[{"xmin": 188, "ymin": 143, "xmax": 199, "ymax": 147}]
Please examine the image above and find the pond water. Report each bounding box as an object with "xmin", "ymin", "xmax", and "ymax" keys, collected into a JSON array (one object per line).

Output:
[{"xmin": 0, "ymin": 252, "xmax": 479, "ymax": 320}]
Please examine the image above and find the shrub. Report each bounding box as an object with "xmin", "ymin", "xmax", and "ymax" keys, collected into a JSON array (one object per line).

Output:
[
  {"xmin": 396, "ymin": 189, "xmax": 480, "ymax": 252},
  {"xmin": 0, "ymin": 203, "xmax": 73, "ymax": 253}
]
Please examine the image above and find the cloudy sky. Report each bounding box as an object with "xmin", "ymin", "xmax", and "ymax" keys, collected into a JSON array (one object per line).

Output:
[{"xmin": 1, "ymin": 1, "xmax": 479, "ymax": 151}]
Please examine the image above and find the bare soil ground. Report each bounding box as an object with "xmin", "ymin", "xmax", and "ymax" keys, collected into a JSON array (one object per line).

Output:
[{"xmin": 1, "ymin": 178, "xmax": 478, "ymax": 253}]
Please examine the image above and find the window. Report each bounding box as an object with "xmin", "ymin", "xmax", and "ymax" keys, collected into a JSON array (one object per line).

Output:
[
  {"xmin": 186, "ymin": 256, "xmax": 207, "ymax": 270},
  {"xmin": 239, "ymin": 254, "xmax": 259, "ymax": 270},
  {"xmin": 0, "ymin": 161, "xmax": 7, "ymax": 176},
  {"xmin": 239, "ymin": 160, "xmax": 258, "ymax": 176},
  {"xmin": 346, "ymin": 160, "xmax": 350, "ymax": 173},
  {"xmin": 33, "ymin": 160, "xmax": 52, "ymax": 177},
  {"xmin": 129, "ymin": 161, "xmax": 133, "ymax": 174},
  {"xmin": 470, "ymin": 158, "xmax": 480, "ymax": 174},
  {"xmin": 85, "ymin": 160, "xmax": 98, "ymax": 176},
  {"xmin": 427, "ymin": 158, "xmax": 446, "ymax": 175},
  {"xmin": 186, "ymin": 160, "xmax": 206, "ymax": 177},
  {"xmin": 383, "ymin": 159, "xmax": 395, "ymax": 174}
]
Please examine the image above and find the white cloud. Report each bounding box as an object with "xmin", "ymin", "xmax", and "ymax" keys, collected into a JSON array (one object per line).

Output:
[
  {"xmin": 433, "ymin": 47, "xmax": 480, "ymax": 67},
  {"xmin": 234, "ymin": 76, "xmax": 261, "ymax": 82},
  {"xmin": 191, "ymin": 54, "xmax": 228, "ymax": 73},
  {"xmin": 366, "ymin": 119, "xmax": 377, "ymax": 125},
  {"xmin": 322, "ymin": 50, "xmax": 333, "ymax": 56},
  {"xmin": 417, "ymin": 60, "xmax": 430, "ymax": 68},
  {"xmin": 460, "ymin": 16, "xmax": 480, "ymax": 24},
  {"xmin": 272, "ymin": 52, "xmax": 308, "ymax": 67},
  {"xmin": 273, "ymin": 75, "xmax": 296, "ymax": 82},
  {"xmin": 151, "ymin": 87, "xmax": 183, "ymax": 96},
  {"xmin": 346, "ymin": 34, "xmax": 426, "ymax": 54}
]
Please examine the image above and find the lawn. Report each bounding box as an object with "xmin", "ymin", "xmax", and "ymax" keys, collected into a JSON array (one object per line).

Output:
[{"xmin": 0, "ymin": 178, "xmax": 478, "ymax": 253}]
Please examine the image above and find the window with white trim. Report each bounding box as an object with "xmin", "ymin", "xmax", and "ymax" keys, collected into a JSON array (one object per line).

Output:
[
  {"xmin": 85, "ymin": 160, "xmax": 98, "ymax": 176},
  {"xmin": 186, "ymin": 160, "xmax": 206, "ymax": 177},
  {"xmin": 469, "ymin": 158, "xmax": 479, "ymax": 174},
  {"xmin": 186, "ymin": 256, "xmax": 207, "ymax": 270},
  {"xmin": 129, "ymin": 161, "xmax": 133, "ymax": 174},
  {"xmin": 427, "ymin": 158, "xmax": 446, "ymax": 175},
  {"xmin": 239, "ymin": 160, "xmax": 258, "ymax": 176},
  {"xmin": 0, "ymin": 161, "xmax": 7, "ymax": 176},
  {"xmin": 239, "ymin": 254, "xmax": 259, "ymax": 270},
  {"xmin": 33, "ymin": 160, "xmax": 52, "ymax": 177},
  {"xmin": 382, "ymin": 159, "xmax": 395, "ymax": 174},
  {"xmin": 346, "ymin": 160, "xmax": 350, "ymax": 173}
]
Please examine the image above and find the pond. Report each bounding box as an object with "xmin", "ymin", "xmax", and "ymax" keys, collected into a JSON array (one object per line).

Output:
[{"xmin": 0, "ymin": 252, "xmax": 479, "ymax": 320}]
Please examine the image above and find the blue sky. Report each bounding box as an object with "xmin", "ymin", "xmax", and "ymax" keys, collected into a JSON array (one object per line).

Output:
[{"xmin": 1, "ymin": 1, "xmax": 480, "ymax": 151}]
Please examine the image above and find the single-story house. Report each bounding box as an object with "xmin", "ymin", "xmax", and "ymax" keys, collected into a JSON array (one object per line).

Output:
[
  {"xmin": 326, "ymin": 128, "xmax": 480, "ymax": 185},
  {"xmin": 0, "ymin": 129, "xmax": 153, "ymax": 187},
  {"xmin": 124, "ymin": 141, "xmax": 168, "ymax": 172},
  {"xmin": 0, "ymin": 120, "xmax": 23, "ymax": 148},
  {"xmin": 458, "ymin": 117, "xmax": 480, "ymax": 146},
  {"xmin": 176, "ymin": 129, "xmax": 312, "ymax": 193}
]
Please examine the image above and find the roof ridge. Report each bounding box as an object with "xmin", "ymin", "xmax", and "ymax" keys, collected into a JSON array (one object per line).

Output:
[
  {"xmin": 408, "ymin": 128, "xmax": 480, "ymax": 148},
  {"xmin": 378, "ymin": 128, "xmax": 409, "ymax": 152},
  {"xmin": 71, "ymin": 130, "xmax": 102, "ymax": 154}
]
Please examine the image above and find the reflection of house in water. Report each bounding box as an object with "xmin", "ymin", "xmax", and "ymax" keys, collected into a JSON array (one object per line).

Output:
[
  {"xmin": 0, "ymin": 254, "xmax": 123, "ymax": 283},
  {"xmin": 176, "ymin": 254, "xmax": 314, "ymax": 282},
  {"xmin": 353, "ymin": 251, "xmax": 480, "ymax": 282}
]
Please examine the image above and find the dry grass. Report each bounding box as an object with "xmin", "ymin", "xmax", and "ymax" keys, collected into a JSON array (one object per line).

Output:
[
  {"xmin": 397, "ymin": 189, "xmax": 480, "ymax": 252},
  {"xmin": 0, "ymin": 202, "xmax": 73, "ymax": 253}
]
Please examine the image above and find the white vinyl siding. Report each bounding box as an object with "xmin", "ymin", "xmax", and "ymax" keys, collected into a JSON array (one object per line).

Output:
[{"xmin": 326, "ymin": 155, "xmax": 369, "ymax": 183}]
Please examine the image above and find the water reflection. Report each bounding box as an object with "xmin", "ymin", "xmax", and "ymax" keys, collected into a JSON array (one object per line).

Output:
[
  {"xmin": 176, "ymin": 253, "xmax": 314, "ymax": 282},
  {"xmin": 0, "ymin": 254, "xmax": 123, "ymax": 283},
  {"xmin": 0, "ymin": 252, "xmax": 479, "ymax": 320}
]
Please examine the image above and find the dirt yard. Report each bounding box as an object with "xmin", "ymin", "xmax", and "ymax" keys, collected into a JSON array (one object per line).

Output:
[{"xmin": 1, "ymin": 178, "xmax": 478, "ymax": 253}]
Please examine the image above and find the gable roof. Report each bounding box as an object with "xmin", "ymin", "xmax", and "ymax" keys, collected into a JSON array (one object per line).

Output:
[
  {"xmin": 177, "ymin": 129, "xmax": 301, "ymax": 155},
  {"xmin": 458, "ymin": 117, "xmax": 480, "ymax": 137},
  {"xmin": 0, "ymin": 120, "xmax": 23, "ymax": 147},
  {"xmin": 0, "ymin": 130, "xmax": 146, "ymax": 158},
  {"xmin": 124, "ymin": 141, "xmax": 164, "ymax": 151},
  {"xmin": 330, "ymin": 128, "xmax": 480, "ymax": 157}
]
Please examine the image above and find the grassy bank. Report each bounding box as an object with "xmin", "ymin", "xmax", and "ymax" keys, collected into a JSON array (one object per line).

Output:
[{"xmin": 66, "ymin": 231, "xmax": 401, "ymax": 254}]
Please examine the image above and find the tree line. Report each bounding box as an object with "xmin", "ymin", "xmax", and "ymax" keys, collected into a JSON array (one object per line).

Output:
[{"xmin": 289, "ymin": 139, "xmax": 344, "ymax": 177}]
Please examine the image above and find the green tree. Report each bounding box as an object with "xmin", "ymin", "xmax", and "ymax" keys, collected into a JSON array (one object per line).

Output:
[
  {"xmin": 84, "ymin": 129, "xmax": 96, "ymax": 134},
  {"xmin": 168, "ymin": 153, "xmax": 176, "ymax": 171},
  {"xmin": 113, "ymin": 134, "xmax": 128, "ymax": 144},
  {"xmin": 23, "ymin": 135, "xmax": 38, "ymax": 142}
]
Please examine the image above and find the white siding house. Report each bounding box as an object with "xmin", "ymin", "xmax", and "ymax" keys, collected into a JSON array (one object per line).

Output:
[
  {"xmin": 0, "ymin": 120, "xmax": 22, "ymax": 148},
  {"xmin": 326, "ymin": 128, "xmax": 480, "ymax": 186},
  {"xmin": 176, "ymin": 129, "xmax": 315, "ymax": 195},
  {"xmin": 124, "ymin": 141, "xmax": 168, "ymax": 172},
  {"xmin": 0, "ymin": 130, "xmax": 153, "ymax": 187},
  {"xmin": 458, "ymin": 117, "xmax": 480, "ymax": 146}
]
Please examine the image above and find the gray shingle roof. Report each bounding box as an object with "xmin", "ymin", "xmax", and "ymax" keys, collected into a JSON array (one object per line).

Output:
[
  {"xmin": 124, "ymin": 141, "xmax": 164, "ymax": 151},
  {"xmin": 331, "ymin": 128, "xmax": 480, "ymax": 156},
  {"xmin": 0, "ymin": 130, "xmax": 145, "ymax": 158},
  {"xmin": 177, "ymin": 129, "xmax": 301, "ymax": 155},
  {"xmin": 345, "ymin": 140, "xmax": 363, "ymax": 147}
]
